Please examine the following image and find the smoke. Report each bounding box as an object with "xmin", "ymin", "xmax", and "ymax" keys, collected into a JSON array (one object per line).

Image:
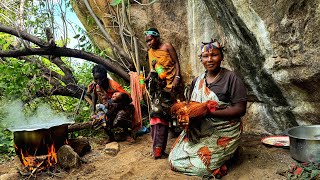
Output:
[{"xmin": 1, "ymin": 100, "xmax": 74, "ymax": 132}]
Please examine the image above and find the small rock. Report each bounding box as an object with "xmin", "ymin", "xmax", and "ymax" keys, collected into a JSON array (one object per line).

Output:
[
  {"xmin": 57, "ymin": 145, "xmax": 81, "ymax": 169},
  {"xmin": 104, "ymin": 142, "xmax": 120, "ymax": 156}
]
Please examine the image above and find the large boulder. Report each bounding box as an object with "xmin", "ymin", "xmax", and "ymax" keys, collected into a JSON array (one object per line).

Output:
[{"xmin": 72, "ymin": 0, "xmax": 320, "ymax": 134}]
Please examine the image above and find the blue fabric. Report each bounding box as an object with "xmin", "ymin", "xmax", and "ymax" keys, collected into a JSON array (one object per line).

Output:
[
  {"xmin": 135, "ymin": 126, "xmax": 150, "ymax": 136},
  {"xmin": 144, "ymin": 30, "xmax": 160, "ymax": 37}
]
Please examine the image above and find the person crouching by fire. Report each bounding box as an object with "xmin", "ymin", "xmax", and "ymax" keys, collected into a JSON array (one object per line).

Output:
[{"xmin": 87, "ymin": 64, "xmax": 135, "ymax": 143}]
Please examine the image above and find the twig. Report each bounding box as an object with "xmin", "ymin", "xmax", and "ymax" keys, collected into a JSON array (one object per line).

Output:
[{"xmin": 28, "ymin": 161, "xmax": 44, "ymax": 179}]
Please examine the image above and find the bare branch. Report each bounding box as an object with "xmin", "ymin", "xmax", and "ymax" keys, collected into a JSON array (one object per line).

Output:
[
  {"xmin": 122, "ymin": 0, "xmax": 139, "ymax": 72},
  {"xmin": 18, "ymin": 0, "xmax": 26, "ymax": 30}
]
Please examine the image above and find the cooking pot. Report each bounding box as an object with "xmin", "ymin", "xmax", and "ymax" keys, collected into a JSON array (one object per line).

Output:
[
  {"xmin": 13, "ymin": 124, "xmax": 68, "ymax": 156},
  {"xmin": 286, "ymin": 125, "xmax": 320, "ymax": 163}
]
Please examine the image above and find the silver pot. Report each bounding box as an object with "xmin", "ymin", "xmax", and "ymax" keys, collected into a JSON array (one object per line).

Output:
[{"xmin": 286, "ymin": 125, "xmax": 320, "ymax": 163}]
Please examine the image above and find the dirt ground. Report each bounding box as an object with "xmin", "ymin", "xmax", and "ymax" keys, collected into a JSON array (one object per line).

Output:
[{"xmin": 0, "ymin": 133, "xmax": 297, "ymax": 180}]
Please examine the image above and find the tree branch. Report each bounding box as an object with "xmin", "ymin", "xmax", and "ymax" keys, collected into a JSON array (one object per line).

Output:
[
  {"xmin": 0, "ymin": 23, "xmax": 47, "ymax": 47},
  {"xmin": 0, "ymin": 47, "xmax": 130, "ymax": 81}
]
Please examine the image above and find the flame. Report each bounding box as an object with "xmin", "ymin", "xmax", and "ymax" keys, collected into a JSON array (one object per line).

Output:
[
  {"xmin": 20, "ymin": 148, "xmax": 45, "ymax": 171},
  {"xmin": 17, "ymin": 143, "xmax": 58, "ymax": 172},
  {"xmin": 47, "ymin": 144, "xmax": 57, "ymax": 166}
]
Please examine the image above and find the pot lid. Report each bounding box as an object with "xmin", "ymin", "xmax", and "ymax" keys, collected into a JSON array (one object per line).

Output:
[{"xmin": 7, "ymin": 120, "xmax": 74, "ymax": 132}]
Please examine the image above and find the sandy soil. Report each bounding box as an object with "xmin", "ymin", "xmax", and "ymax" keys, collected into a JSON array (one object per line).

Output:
[{"xmin": 0, "ymin": 133, "xmax": 297, "ymax": 180}]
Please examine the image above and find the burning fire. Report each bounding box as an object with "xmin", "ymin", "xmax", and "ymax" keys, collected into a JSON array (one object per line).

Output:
[
  {"xmin": 17, "ymin": 143, "xmax": 58, "ymax": 172},
  {"xmin": 47, "ymin": 144, "xmax": 58, "ymax": 167}
]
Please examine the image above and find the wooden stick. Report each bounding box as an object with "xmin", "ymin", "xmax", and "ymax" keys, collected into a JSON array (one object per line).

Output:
[
  {"xmin": 28, "ymin": 161, "xmax": 44, "ymax": 179},
  {"xmin": 68, "ymin": 121, "xmax": 93, "ymax": 132},
  {"xmin": 84, "ymin": 95, "xmax": 93, "ymax": 107}
]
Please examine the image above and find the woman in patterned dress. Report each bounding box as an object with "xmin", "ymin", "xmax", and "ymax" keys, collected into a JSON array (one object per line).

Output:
[{"xmin": 168, "ymin": 39, "xmax": 247, "ymax": 178}]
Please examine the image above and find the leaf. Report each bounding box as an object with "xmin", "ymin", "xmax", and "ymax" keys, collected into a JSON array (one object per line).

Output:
[
  {"xmin": 83, "ymin": 107, "xmax": 89, "ymax": 111},
  {"xmin": 73, "ymin": 34, "xmax": 80, "ymax": 39},
  {"xmin": 99, "ymin": 51, "xmax": 105, "ymax": 57},
  {"xmin": 110, "ymin": 0, "xmax": 122, "ymax": 6},
  {"xmin": 79, "ymin": 35, "xmax": 86, "ymax": 42}
]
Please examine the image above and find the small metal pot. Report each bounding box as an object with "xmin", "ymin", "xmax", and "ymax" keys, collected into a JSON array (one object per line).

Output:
[
  {"xmin": 14, "ymin": 124, "xmax": 68, "ymax": 156},
  {"xmin": 286, "ymin": 125, "xmax": 320, "ymax": 163}
]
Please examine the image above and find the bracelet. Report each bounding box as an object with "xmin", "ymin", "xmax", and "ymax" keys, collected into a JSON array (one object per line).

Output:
[{"xmin": 175, "ymin": 75, "xmax": 181, "ymax": 79}]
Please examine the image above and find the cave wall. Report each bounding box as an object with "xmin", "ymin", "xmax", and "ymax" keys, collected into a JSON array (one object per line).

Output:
[{"xmin": 73, "ymin": 0, "xmax": 320, "ymax": 135}]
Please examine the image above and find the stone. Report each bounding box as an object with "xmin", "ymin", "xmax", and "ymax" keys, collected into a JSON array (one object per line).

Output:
[
  {"xmin": 69, "ymin": 137, "xmax": 91, "ymax": 157},
  {"xmin": 57, "ymin": 145, "xmax": 81, "ymax": 169},
  {"xmin": 104, "ymin": 142, "xmax": 120, "ymax": 156}
]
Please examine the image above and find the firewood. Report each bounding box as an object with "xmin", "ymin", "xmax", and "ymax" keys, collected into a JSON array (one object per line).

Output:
[{"xmin": 68, "ymin": 121, "xmax": 94, "ymax": 132}]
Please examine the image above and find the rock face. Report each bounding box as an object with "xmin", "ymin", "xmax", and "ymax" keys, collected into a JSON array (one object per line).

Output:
[{"xmin": 73, "ymin": 0, "xmax": 320, "ymax": 134}]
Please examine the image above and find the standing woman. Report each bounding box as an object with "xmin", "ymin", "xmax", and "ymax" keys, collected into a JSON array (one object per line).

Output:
[
  {"xmin": 168, "ymin": 39, "xmax": 247, "ymax": 178},
  {"xmin": 144, "ymin": 28, "xmax": 182, "ymax": 159}
]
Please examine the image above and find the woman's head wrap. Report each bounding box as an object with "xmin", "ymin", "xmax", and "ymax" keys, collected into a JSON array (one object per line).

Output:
[
  {"xmin": 144, "ymin": 28, "xmax": 160, "ymax": 37},
  {"xmin": 199, "ymin": 38, "xmax": 224, "ymax": 61},
  {"xmin": 200, "ymin": 39, "xmax": 222, "ymax": 53}
]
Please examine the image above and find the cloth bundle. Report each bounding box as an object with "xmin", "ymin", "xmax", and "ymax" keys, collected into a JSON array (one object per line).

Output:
[{"xmin": 171, "ymin": 100, "xmax": 219, "ymax": 129}]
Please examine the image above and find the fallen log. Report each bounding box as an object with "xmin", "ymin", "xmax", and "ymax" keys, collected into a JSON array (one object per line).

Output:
[{"xmin": 68, "ymin": 121, "xmax": 93, "ymax": 132}]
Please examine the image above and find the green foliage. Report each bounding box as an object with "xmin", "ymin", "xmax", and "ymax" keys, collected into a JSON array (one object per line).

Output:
[
  {"xmin": 0, "ymin": 58, "xmax": 49, "ymax": 101},
  {"xmin": 0, "ymin": 129, "xmax": 14, "ymax": 157},
  {"xmin": 110, "ymin": 0, "xmax": 123, "ymax": 6},
  {"xmin": 87, "ymin": 16, "xmax": 96, "ymax": 26},
  {"xmin": 0, "ymin": 102, "xmax": 14, "ymax": 161},
  {"xmin": 0, "ymin": 33, "xmax": 13, "ymax": 50},
  {"xmin": 73, "ymin": 61, "xmax": 94, "ymax": 86}
]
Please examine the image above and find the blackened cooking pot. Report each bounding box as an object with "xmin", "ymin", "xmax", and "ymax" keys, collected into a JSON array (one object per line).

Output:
[
  {"xmin": 13, "ymin": 124, "xmax": 68, "ymax": 156},
  {"xmin": 286, "ymin": 125, "xmax": 320, "ymax": 163}
]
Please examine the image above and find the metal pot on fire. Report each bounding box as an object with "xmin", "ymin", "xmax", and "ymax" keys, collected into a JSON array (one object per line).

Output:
[
  {"xmin": 11, "ymin": 123, "xmax": 69, "ymax": 156},
  {"xmin": 286, "ymin": 125, "xmax": 320, "ymax": 163}
]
